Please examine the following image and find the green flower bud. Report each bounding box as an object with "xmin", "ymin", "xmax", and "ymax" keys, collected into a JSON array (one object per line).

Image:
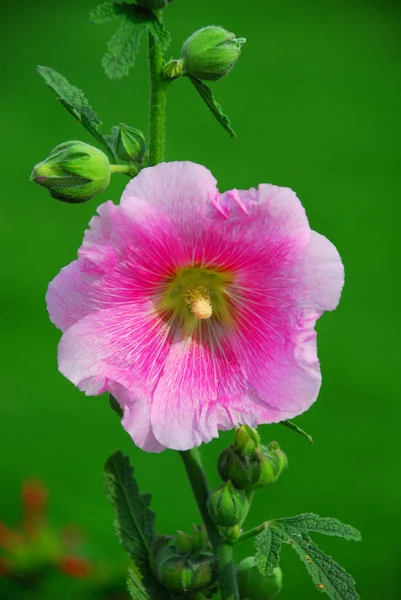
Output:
[
  {"xmin": 30, "ymin": 141, "xmax": 110, "ymax": 203},
  {"xmin": 175, "ymin": 530, "xmax": 193, "ymax": 555},
  {"xmin": 181, "ymin": 26, "xmax": 246, "ymax": 82},
  {"xmin": 237, "ymin": 557, "xmax": 283, "ymax": 600},
  {"xmin": 191, "ymin": 524, "xmax": 208, "ymax": 552},
  {"xmin": 115, "ymin": 124, "xmax": 146, "ymax": 163},
  {"xmin": 218, "ymin": 440, "xmax": 287, "ymax": 491},
  {"xmin": 207, "ymin": 481, "xmax": 248, "ymax": 527},
  {"xmin": 163, "ymin": 59, "xmax": 184, "ymax": 80},
  {"xmin": 150, "ymin": 536, "xmax": 217, "ymax": 596},
  {"xmin": 234, "ymin": 425, "xmax": 260, "ymax": 455}
]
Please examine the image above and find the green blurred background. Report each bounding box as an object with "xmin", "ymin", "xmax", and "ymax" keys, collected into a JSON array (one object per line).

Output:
[{"xmin": 1, "ymin": 0, "xmax": 400, "ymax": 597}]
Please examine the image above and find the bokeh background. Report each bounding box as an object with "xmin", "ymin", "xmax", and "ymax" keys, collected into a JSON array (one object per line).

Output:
[{"xmin": 1, "ymin": 0, "xmax": 400, "ymax": 597}]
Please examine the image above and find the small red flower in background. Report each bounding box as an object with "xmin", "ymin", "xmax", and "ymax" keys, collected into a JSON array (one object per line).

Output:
[{"xmin": 59, "ymin": 555, "xmax": 93, "ymax": 578}]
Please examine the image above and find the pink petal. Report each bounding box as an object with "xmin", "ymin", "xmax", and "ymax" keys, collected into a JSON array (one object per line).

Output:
[
  {"xmin": 47, "ymin": 198, "xmax": 186, "ymax": 332},
  {"xmin": 233, "ymin": 308, "xmax": 322, "ymax": 423},
  {"xmin": 150, "ymin": 325, "xmax": 249, "ymax": 450},
  {"xmin": 301, "ymin": 231, "xmax": 344, "ymax": 311},
  {"xmin": 57, "ymin": 301, "xmax": 172, "ymax": 407},
  {"xmin": 110, "ymin": 383, "xmax": 165, "ymax": 453},
  {"xmin": 121, "ymin": 162, "xmax": 218, "ymax": 237}
]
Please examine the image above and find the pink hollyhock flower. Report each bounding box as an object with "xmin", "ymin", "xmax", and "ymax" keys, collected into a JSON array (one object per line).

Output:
[{"xmin": 46, "ymin": 162, "xmax": 344, "ymax": 452}]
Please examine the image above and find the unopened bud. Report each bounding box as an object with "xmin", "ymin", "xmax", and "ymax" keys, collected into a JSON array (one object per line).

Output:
[
  {"xmin": 234, "ymin": 425, "xmax": 260, "ymax": 455},
  {"xmin": 218, "ymin": 439, "xmax": 287, "ymax": 491},
  {"xmin": 181, "ymin": 26, "xmax": 246, "ymax": 81},
  {"xmin": 164, "ymin": 59, "xmax": 184, "ymax": 80},
  {"xmin": 151, "ymin": 536, "xmax": 217, "ymax": 595},
  {"xmin": 192, "ymin": 524, "xmax": 208, "ymax": 552},
  {"xmin": 115, "ymin": 124, "xmax": 146, "ymax": 163},
  {"xmin": 175, "ymin": 530, "xmax": 193, "ymax": 555},
  {"xmin": 30, "ymin": 141, "xmax": 110, "ymax": 203},
  {"xmin": 207, "ymin": 481, "xmax": 248, "ymax": 527},
  {"xmin": 237, "ymin": 557, "xmax": 282, "ymax": 599}
]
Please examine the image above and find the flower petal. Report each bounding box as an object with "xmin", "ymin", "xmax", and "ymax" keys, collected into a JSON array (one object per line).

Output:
[
  {"xmin": 233, "ymin": 308, "xmax": 322, "ymax": 423},
  {"xmin": 121, "ymin": 161, "xmax": 218, "ymax": 231},
  {"xmin": 47, "ymin": 198, "xmax": 186, "ymax": 332},
  {"xmin": 302, "ymin": 231, "xmax": 344, "ymax": 311},
  {"xmin": 57, "ymin": 301, "xmax": 172, "ymax": 403},
  {"xmin": 110, "ymin": 383, "xmax": 165, "ymax": 453},
  {"xmin": 150, "ymin": 324, "xmax": 248, "ymax": 450}
]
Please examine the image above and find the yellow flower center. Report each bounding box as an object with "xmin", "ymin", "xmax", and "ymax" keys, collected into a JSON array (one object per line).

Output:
[
  {"xmin": 158, "ymin": 266, "xmax": 234, "ymax": 332},
  {"xmin": 184, "ymin": 285, "xmax": 212, "ymax": 320}
]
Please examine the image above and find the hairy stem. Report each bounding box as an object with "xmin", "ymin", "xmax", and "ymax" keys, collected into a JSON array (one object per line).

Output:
[
  {"xmin": 237, "ymin": 522, "xmax": 268, "ymax": 543},
  {"xmin": 180, "ymin": 449, "xmax": 240, "ymax": 600},
  {"xmin": 148, "ymin": 10, "xmax": 167, "ymax": 166}
]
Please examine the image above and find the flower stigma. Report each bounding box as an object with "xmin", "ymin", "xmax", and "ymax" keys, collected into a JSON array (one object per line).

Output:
[
  {"xmin": 158, "ymin": 266, "xmax": 235, "ymax": 332},
  {"xmin": 184, "ymin": 285, "xmax": 212, "ymax": 320}
]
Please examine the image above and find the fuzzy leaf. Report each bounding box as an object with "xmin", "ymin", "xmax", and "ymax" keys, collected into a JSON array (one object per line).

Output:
[
  {"xmin": 189, "ymin": 76, "xmax": 236, "ymax": 138},
  {"xmin": 149, "ymin": 17, "xmax": 171, "ymax": 52},
  {"xmin": 286, "ymin": 533, "xmax": 360, "ymax": 600},
  {"xmin": 102, "ymin": 17, "xmax": 146, "ymax": 79},
  {"xmin": 89, "ymin": 2, "xmax": 120, "ymax": 24},
  {"xmin": 278, "ymin": 514, "xmax": 362, "ymax": 542},
  {"xmin": 127, "ymin": 567, "xmax": 150, "ymax": 600},
  {"xmin": 254, "ymin": 525, "xmax": 283, "ymax": 576},
  {"xmin": 104, "ymin": 451, "xmax": 155, "ymax": 566},
  {"xmin": 254, "ymin": 516, "xmax": 361, "ymax": 600},
  {"xmin": 281, "ymin": 419, "xmax": 314, "ymax": 444},
  {"xmin": 37, "ymin": 66, "xmax": 117, "ymax": 160}
]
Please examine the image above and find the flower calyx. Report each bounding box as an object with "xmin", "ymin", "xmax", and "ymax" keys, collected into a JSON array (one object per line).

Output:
[
  {"xmin": 237, "ymin": 557, "xmax": 283, "ymax": 599},
  {"xmin": 218, "ymin": 426, "xmax": 288, "ymax": 491},
  {"xmin": 181, "ymin": 26, "xmax": 246, "ymax": 81},
  {"xmin": 115, "ymin": 124, "xmax": 146, "ymax": 164},
  {"xmin": 150, "ymin": 528, "xmax": 217, "ymax": 596},
  {"xmin": 30, "ymin": 141, "xmax": 110, "ymax": 203},
  {"xmin": 207, "ymin": 480, "xmax": 248, "ymax": 528}
]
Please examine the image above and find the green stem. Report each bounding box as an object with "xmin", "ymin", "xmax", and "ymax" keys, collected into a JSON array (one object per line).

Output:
[
  {"xmin": 148, "ymin": 10, "xmax": 167, "ymax": 166},
  {"xmin": 237, "ymin": 522, "xmax": 268, "ymax": 543},
  {"xmin": 109, "ymin": 164, "xmax": 132, "ymax": 175},
  {"xmin": 179, "ymin": 449, "xmax": 239, "ymax": 600}
]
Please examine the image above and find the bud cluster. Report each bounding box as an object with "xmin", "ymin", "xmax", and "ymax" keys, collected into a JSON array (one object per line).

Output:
[
  {"xmin": 218, "ymin": 426, "xmax": 288, "ymax": 492},
  {"xmin": 150, "ymin": 526, "xmax": 218, "ymax": 597}
]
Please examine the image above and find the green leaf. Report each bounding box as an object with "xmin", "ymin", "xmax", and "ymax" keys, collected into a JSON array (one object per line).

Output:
[
  {"xmin": 37, "ymin": 66, "xmax": 117, "ymax": 160},
  {"xmin": 278, "ymin": 514, "xmax": 362, "ymax": 542},
  {"xmin": 254, "ymin": 525, "xmax": 282, "ymax": 576},
  {"xmin": 287, "ymin": 533, "xmax": 360, "ymax": 600},
  {"xmin": 148, "ymin": 17, "xmax": 171, "ymax": 52},
  {"xmin": 189, "ymin": 76, "xmax": 236, "ymax": 138},
  {"xmin": 127, "ymin": 567, "xmax": 151, "ymax": 600},
  {"xmin": 104, "ymin": 451, "xmax": 156, "ymax": 565},
  {"xmin": 89, "ymin": 2, "xmax": 120, "ymax": 24},
  {"xmin": 281, "ymin": 419, "xmax": 314, "ymax": 444},
  {"xmin": 102, "ymin": 13, "xmax": 148, "ymax": 79},
  {"xmin": 254, "ymin": 516, "xmax": 361, "ymax": 599}
]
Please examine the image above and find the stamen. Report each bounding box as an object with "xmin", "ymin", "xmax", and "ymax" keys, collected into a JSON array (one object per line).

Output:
[{"xmin": 184, "ymin": 285, "xmax": 212, "ymax": 320}]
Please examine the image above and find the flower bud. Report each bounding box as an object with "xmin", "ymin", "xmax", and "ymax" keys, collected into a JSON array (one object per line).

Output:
[
  {"xmin": 163, "ymin": 59, "xmax": 184, "ymax": 80},
  {"xmin": 191, "ymin": 524, "xmax": 208, "ymax": 552},
  {"xmin": 115, "ymin": 124, "xmax": 146, "ymax": 163},
  {"xmin": 150, "ymin": 536, "xmax": 217, "ymax": 595},
  {"xmin": 218, "ymin": 439, "xmax": 287, "ymax": 491},
  {"xmin": 175, "ymin": 530, "xmax": 193, "ymax": 555},
  {"xmin": 30, "ymin": 141, "xmax": 110, "ymax": 203},
  {"xmin": 181, "ymin": 26, "xmax": 246, "ymax": 81},
  {"xmin": 234, "ymin": 425, "xmax": 260, "ymax": 455},
  {"xmin": 237, "ymin": 557, "xmax": 282, "ymax": 600},
  {"xmin": 207, "ymin": 481, "xmax": 248, "ymax": 527}
]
